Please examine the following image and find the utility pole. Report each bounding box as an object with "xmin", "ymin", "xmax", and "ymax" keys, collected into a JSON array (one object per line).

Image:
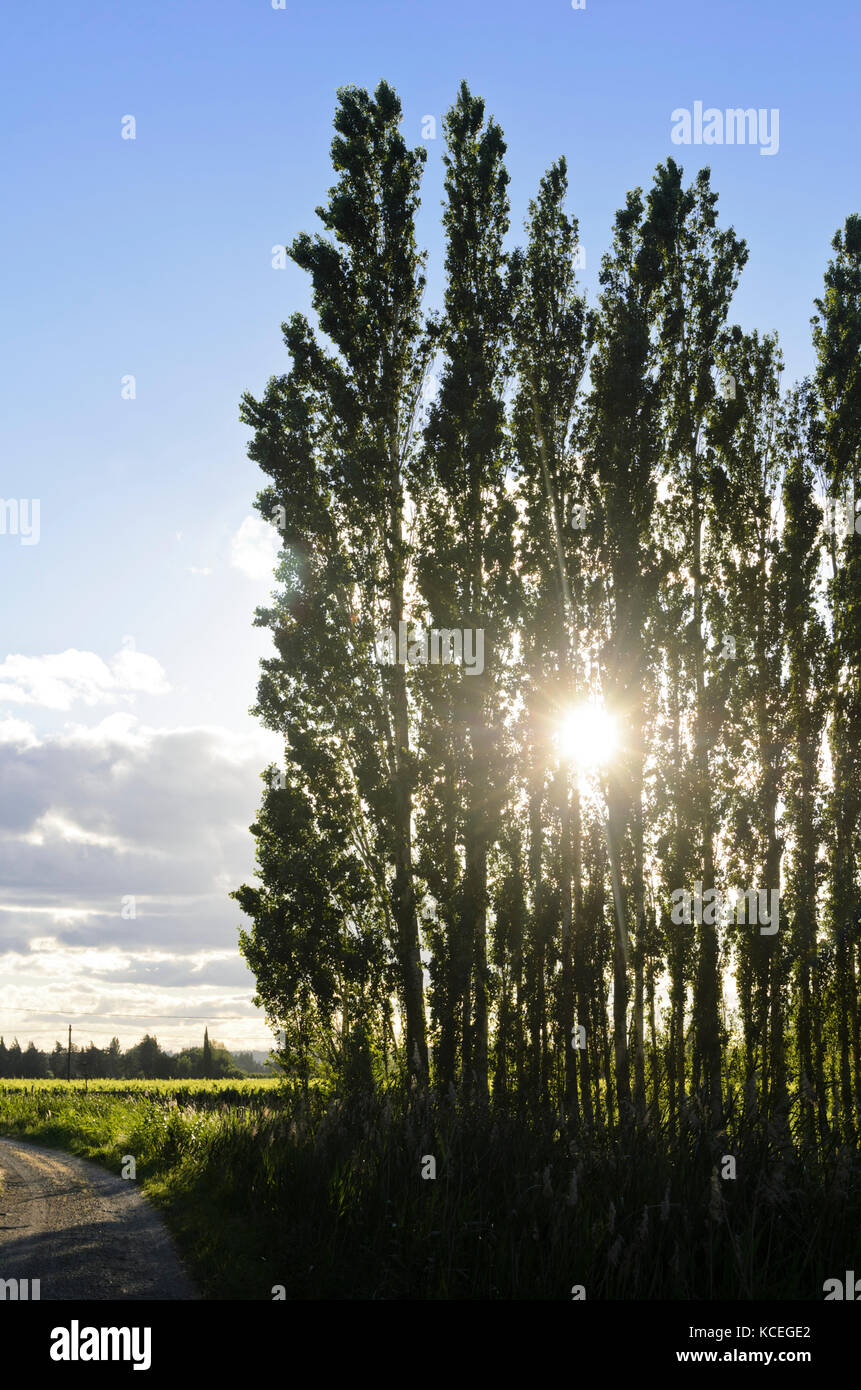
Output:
[{"xmin": 67, "ymin": 1024, "xmax": 71, "ymax": 1082}]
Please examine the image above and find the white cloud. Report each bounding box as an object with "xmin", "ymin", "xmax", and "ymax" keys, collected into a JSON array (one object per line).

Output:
[
  {"xmin": 0, "ymin": 714, "xmax": 280, "ymax": 1050},
  {"xmin": 0, "ymin": 648, "xmax": 170, "ymax": 710},
  {"xmin": 229, "ymin": 515, "xmax": 280, "ymax": 581},
  {"xmin": 0, "ymin": 717, "xmax": 38, "ymax": 747}
]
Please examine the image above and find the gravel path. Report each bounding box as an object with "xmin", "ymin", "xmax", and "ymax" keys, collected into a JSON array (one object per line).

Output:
[{"xmin": 0, "ymin": 1136, "xmax": 198, "ymax": 1300}]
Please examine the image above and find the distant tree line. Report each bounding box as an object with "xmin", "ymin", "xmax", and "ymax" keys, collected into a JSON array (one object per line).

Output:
[{"xmin": 0, "ymin": 1028, "xmax": 273, "ymax": 1080}]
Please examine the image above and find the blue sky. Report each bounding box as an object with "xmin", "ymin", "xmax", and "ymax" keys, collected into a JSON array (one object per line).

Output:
[{"xmin": 1, "ymin": 0, "xmax": 857, "ymax": 1052}]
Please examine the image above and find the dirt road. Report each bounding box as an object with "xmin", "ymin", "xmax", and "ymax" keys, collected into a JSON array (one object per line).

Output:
[{"xmin": 0, "ymin": 1136, "xmax": 198, "ymax": 1300}]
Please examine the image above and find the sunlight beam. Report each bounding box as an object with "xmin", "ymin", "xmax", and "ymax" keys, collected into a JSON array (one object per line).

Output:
[{"xmin": 556, "ymin": 703, "xmax": 618, "ymax": 770}]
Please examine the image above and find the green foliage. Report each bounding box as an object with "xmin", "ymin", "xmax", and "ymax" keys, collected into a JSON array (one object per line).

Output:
[{"xmin": 235, "ymin": 80, "xmax": 861, "ymax": 1159}]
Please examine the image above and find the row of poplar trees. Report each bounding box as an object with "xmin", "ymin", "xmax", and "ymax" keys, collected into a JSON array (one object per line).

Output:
[{"xmin": 233, "ymin": 80, "xmax": 861, "ymax": 1144}]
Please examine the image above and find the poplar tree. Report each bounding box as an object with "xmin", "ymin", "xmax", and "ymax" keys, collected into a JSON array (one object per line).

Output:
[
  {"xmin": 419, "ymin": 81, "xmax": 515, "ymax": 1098},
  {"xmin": 646, "ymin": 160, "xmax": 748, "ymax": 1125},
  {"xmin": 234, "ymin": 81, "xmax": 431, "ymax": 1079},
  {"xmin": 779, "ymin": 383, "xmax": 828, "ymax": 1145},
  {"xmin": 586, "ymin": 186, "xmax": 661, "ymax": 1120},
  {"xmin": 813, "ymin": 214, "xmax": 861, "ymax": 1138},
  {"xmin": 511, "ymin": 156, "xmax": 592, "ymax": 1113},
  {"xmin": 708, "ymin": 328, "xmax": 785, "ymax": 1115}
]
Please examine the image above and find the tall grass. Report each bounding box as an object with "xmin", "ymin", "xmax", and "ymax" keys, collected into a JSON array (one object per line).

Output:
[{"xmin": 0, "ymin": 1082, "xmax": 856, "ymax": 1299}]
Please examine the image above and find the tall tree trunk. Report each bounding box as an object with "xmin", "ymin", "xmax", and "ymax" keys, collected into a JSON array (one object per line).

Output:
[
  {"xmin": 573, "ymin": 783, "xmax": 593, "ymax": 1127},
  {"xmin": 390, "ymin": 533, "xmax": 428, "ymax": 1079},
  {"xmin": 606, "ymin": 777, "xmax": 631, "ymax": 1122},
  {"xmin": 560, "ymin": 767, "xmax": 578, "ymax": 1117},
  {"xmin": 692, "ymin": 472, "xmax": 723, "ymax": 1126}
]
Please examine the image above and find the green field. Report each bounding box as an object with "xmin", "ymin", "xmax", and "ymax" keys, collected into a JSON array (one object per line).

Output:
[{"xmin": 0, "ymin": 1077, "xmax": 283, "ymax": 1103}]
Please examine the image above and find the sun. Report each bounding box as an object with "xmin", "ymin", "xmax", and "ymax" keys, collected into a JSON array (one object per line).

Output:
[{"xmin": 557, "ymin": 703, "xmax": 618, "ymax": 770}]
